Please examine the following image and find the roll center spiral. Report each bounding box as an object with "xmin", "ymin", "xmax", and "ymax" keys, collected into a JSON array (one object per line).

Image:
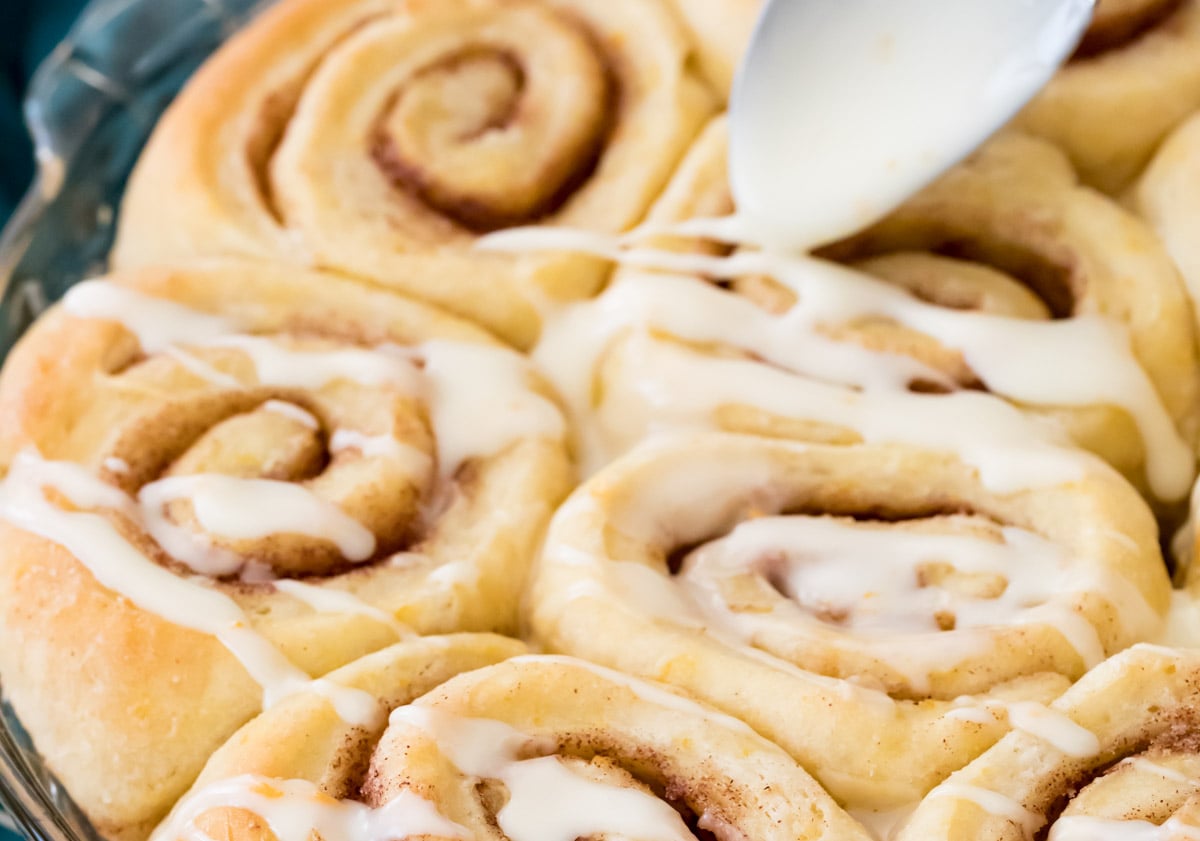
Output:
[{"xmin": 371, "ymin": 5, "xmax": 612, "ymax": 231}]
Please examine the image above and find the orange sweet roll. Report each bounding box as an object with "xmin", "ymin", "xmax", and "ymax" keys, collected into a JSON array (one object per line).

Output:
[
  {"xmin": 527, "ymin": 432, "xmax": 1172, "ymax": 815},
  {"xmin": 494, "ymin": 120, "xmax": 1200, "ymax": 509},
  {"xmin": 153, "ymin": 651, "xmax": 873, "ymax": 841},
  {"xmin": 894, "ymin": 644, "xmax": 1200, "ymax": 841},
  {"xmin": 1016, "ymin": 0, "xmax": 1200, "ymax": 193},
  {"xmin": 110, "ymin": 0, "xmax": 716, "ymax": 348},
  {"xmin": 0, "ymin": 262, "xmax": 571, "ymax": 840}
]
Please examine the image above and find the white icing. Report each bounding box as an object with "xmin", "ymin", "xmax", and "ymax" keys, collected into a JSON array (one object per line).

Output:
[
  {"xmin": 486, "ymin": 228, "xmax": 1191, "ymax": 501},
  {"xmin": 262, "ymin": 400, "xmax": 320, "ymax": 429},
  {"xmin": 929, "ymin": 783, "xmax": 1042, "ymax": 836},
  {"xmin": 102, "ymin": 457, "xmax": 130, "ymax": 475},
  {"xmin": 273, "ymin": 580, "xmax": 412, "ymax": 638},
  {"xmin": 587, "ymin": 331, "xmax": 1092, "ymax": 492},
  {"xmin": 163, "ymin": 347, "xmax": 245, "ymax": 389},
  {"xmin": 728, "ymin": 0, "xmax": 1092, "ymax": 250},
  {"xmin": 139, "ymin": 474, "xmax": 376, "ymax": 564},
  {"xmin": 1003, "ymin": 701, "xmax": 1099, "ymax": 758},
  {"xmin": 0, "ymin": 451, "xmax": 371, "ymax": 718},
  {"xmin": 390, "ymin": 705, "xmax": 697, "ymax": 841},
  {"xmin": 1161, "ymin": 593, "xmax": 1200, "ymax": 649},
  {"xmin": 416, "ymin": 340, "xmax": 564, "ymax": 470},
  {"xmin": 676, "ymin": 516, "xmax": 1111, "ymax": 689},
  {"xmin": 212, "ymin": 336, "xmax": 424, "ymax": 390},
  {"xmin": 946, "ymin": 698, "xmax": 1099, "ymax": 757},
  {"xmin": 943, "ymin": 705, "xmax": 999, "ymax": 726},
  {"xmin": 64, "ymin": 281, "xmax": 234, "ymax": 351},
  {"xmin": 306, "ymin": 679, "xmax": 386, "ymax": 728},
  {"xmin": 151, "ymin": 775, "xmax": 467, "ymax": 841},
  {"xmin": 497, "ymin": 756, "xmax": 695, "ymax": 841},
  {"xmin": 63, "ymin": 282, "xmax": 560, "ymax": 473},
  {"xmin": 329, "ymin": 429, "xmax": 432, "ymax": 474},
  {"xmin": 555, "ymin": 555, "xmax": 897, "ymax": 709},
  {"xmin": 0, "ymin": 453, "xmax": 302, "ymax": 700},
  {"xmin": 1123, "ymin": 757, "xmax": 1200, "ymax": 788},
  {"xmin": 1050, "ymin": 816, "xmax": 1200, "ymax": 841}
]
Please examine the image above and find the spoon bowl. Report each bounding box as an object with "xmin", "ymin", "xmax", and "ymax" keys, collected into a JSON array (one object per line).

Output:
[{"xmin": 730, "ymin": 0, "xmax": 1095, "ymax": 251}]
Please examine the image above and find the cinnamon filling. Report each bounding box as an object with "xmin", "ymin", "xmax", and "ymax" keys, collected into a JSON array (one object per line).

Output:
[
  {"xmin": 371, "ymin": 32, "xmax": 615, "ymax": 231},
  {"xmin": 103, "ymin": 392, "xmax": 436, "ymax": 580},
  {"xmin": 1073, "ymin": 0, "xmax": 1186, "ymax": 58},
  {"xmin": 820, "ymin": 231, "xmax": 1081, "ymax": 320}
]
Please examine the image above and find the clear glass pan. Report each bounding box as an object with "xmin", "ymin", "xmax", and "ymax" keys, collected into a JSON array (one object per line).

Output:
[{"xmin": 0, "ymin": 2, "xmax": 269, "ymax": 839}]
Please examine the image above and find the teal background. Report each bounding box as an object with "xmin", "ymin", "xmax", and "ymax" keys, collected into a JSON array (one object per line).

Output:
[
  {"xmin": 1, "ymin": 1, "xmax": 88, "ymax": 830},
  {"xmin": 0, "ymin": 0, "xmax": 90, "ymax": 222},
  {"xmin": 0, "ymin": 810, "xmax": 18, "ymax": 841}
]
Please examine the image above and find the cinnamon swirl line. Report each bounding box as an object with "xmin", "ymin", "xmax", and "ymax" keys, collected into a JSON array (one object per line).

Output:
[
  {"xmin": 152, "ymin": 650, "xmax": 873, "ymax": 841},
  {"xmin": 0, "ymin": 262, "xmax": 570, "ymax": 840},
  {"xmin": 528, "ymin": 432, "xmax": 1171, "ymax": 810},
  {"xmin": 484, "ymin": 125, "xmax": 1200, "ymax": 506},
  {"xmin": 112, "ymin": 0, "xmax": 715, "ymax": 347},
  {"xmin": 897, "ymin": 644, "xmax": 1200, "ymax": 840}
]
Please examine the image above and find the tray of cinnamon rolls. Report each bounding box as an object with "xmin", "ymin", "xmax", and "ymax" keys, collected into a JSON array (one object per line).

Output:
[{"xmin": 3, "ymin": 0, "xmax": 1200, "ymax": 839}]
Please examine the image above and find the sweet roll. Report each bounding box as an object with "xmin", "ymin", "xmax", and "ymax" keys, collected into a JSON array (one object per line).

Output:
[
  {"xmin": 528, "ymin": 432, "xmax": 1172, "ymax": 810},
  {"xmin": 1018, "ymin": 0, "xmax": 1200, "ymax": 193},
  {"xmin": 153, "ymin": 651, "xmax": 873, "ymax": 841},
  {"xmin": 111, "ymin": 0, "xmax": 715, "ymax": 347},
  {"xmin": 518, "ymin": 120, "xmax": 1200, "ymax": 507},
  {"xmin": 896, "ymin": 645, "xmax": 1200, "ymax": 840},
  {"xmin": 0, "ymin": 262, "xmax": 571, "ymax": 840}
]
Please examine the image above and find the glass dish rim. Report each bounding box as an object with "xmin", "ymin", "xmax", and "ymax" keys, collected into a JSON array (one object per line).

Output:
[{"xmin": 0, "ymin": 1, "xmax": 274, "ymax": 839}]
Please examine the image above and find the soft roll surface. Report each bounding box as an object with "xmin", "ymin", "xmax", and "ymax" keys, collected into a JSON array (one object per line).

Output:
[
  {"xmin": 0, "ymin": 262, "xmax": 570, "ymax": 840},
  {"xmin": 111, "ymin": 0, "xmax": 715, "ymax": 347},
  {"xmin": 896, "ymin": 645, "xmax": 1200, "ymax": 839},
  {"xmin": 529, "ymin": 433, "xmax": 1171, "ymax": 809},
  {"xmin": 153, "ymin": 650, "xmax": 872, "ymax": 841}
]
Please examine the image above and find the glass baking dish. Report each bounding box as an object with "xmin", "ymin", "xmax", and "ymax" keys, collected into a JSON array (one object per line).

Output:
[{"xmin": 0, "ymin": 1, "xmax": 270, "ymax": 839}]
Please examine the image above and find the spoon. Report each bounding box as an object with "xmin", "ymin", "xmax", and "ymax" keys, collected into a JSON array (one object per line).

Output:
[{"xmin": 729, "ymin": 0, "xmax": 1095, "ymax": 252}]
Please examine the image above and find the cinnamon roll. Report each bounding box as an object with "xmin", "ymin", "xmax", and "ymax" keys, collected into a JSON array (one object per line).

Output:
[
  {"xmin": 154, "ymin": 650, "xmax": 873, "ymax": 841},
  {"xmin": 525, "ymin": 120, "xmax": 1200, "ymax": 506},
  {"xmin": 527, "ymin": 433, "xmax": 1172, "ymax": 810},
  {"xmin": 896, "ymin": 644, "xmax": 1200, "ymax": 840},
  {"xmin": 111, "ymin": 0, "xmax": 715, "ymax": 348},
  {"xmin": 1018, "ymin": 0, "xmax": 1200, "ymax": 193},
  {"xmin": 657, "ymin": 0, "xmax": 759, "ymax": 99},
  {"xmin": 0, "ymin": 262, "xmax": 571, "ymax": 840},
  {"xmin": 1135, "ymin": 113, "xmax": 1200, "ymax": 331}
]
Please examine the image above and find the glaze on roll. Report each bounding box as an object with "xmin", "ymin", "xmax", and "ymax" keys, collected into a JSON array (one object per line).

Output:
[
  {"xmin": 528, "ymin": 433, "xmax": 1171, "ymax": 810},
  {"xmin": 0, "ymin": 262, "xmax": 570, "ymax": 840}
]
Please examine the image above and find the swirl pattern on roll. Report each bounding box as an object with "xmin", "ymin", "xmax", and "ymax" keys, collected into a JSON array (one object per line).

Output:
[
  {"xmin": 518, "ymin": 119, "xmax": 1200, "ymax": 506},
  {"xmin": 110, "ymin": 0, "xmax": 715, "ymax": 348},
  {"xmin": 1018, "ymin": 0, "xmax": 1200, "ymax": 193},
  {"xmin": 154, "ymin": 646, "xmax": 872, "ymax": 841},
  {"xmin": 528, "ymin": 433, "xmax": 1171, "ymax": 809},
  {"xmin": 0, "ymin": 262, "xmax": 570, "ymax": 841},
  {"xmin": 895, "ymin": 645, "xmax": 1200, "ymax": 840}
]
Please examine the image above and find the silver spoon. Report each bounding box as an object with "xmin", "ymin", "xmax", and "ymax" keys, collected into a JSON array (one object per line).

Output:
[{"xmin": 729, "ymin": 0, "xmax": 1095, "ymax": 251}]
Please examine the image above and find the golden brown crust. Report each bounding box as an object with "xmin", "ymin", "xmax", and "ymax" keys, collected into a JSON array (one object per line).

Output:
[
  {"xmin": 161, "ymin": 653, "xmax": 874, "ymax": 841},
  {"xmin": 112, "ymin": 0, "xmax": 715, "ymax": 348},
  {"xmin": 576, "ymin": 120, "xmax": 1200, "ymax": 504},
  {"xmin": 529, "ymin": 433, "xmax": 1171, "ymax": 809},
  {"xmin": 0, "ymin": 261, "xmax": 571, "ymax": 840},
  {"xmin": 896, "ymin": 645, "xmax": 1200, "ymax": 840}
]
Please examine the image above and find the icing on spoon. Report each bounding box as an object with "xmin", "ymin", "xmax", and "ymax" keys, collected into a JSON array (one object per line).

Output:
[{"xmin": 730, "ymin": 0, "xmax": 1095, "ymax": 250}]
